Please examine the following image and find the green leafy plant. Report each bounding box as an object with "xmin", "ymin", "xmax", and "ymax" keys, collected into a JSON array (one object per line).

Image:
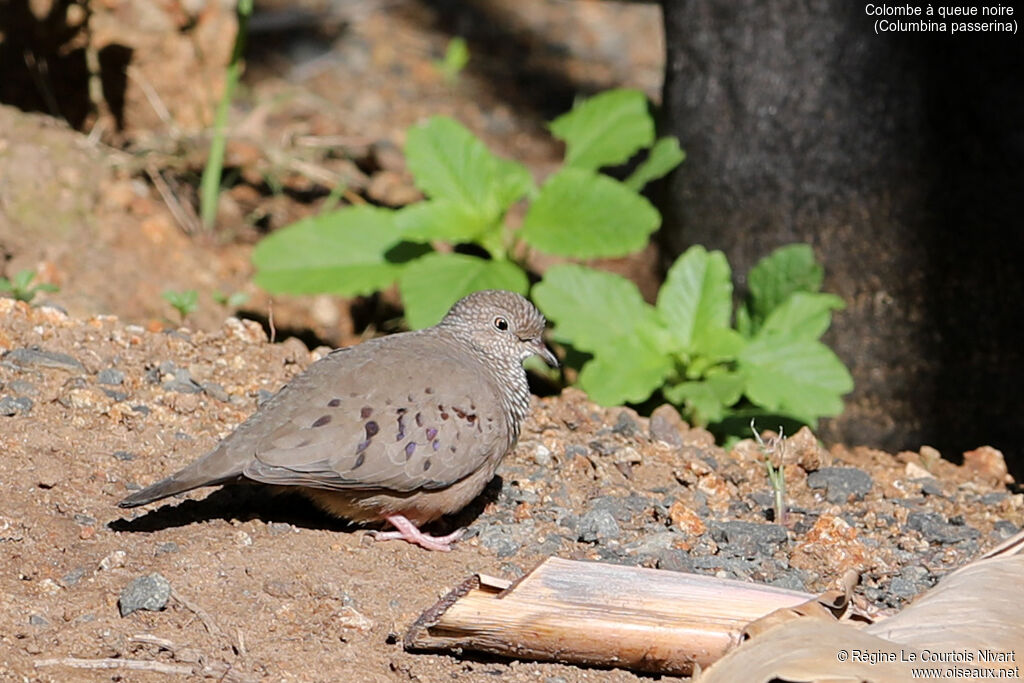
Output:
[
  {"xmin": 199, "ymin": 0, "xmax": 253, "ymax": 230},
  {"xmin": 0, "ymin": 270, "xmax": 58, "ymax": 303},
  {"xmin": 532, "ymin": 244, "xmax": 853, "ymax": 429},
  {"xmin": 162, "ymin": 289, "xmax": 199, "ymax": 323},
  {"xmin": 252, "ymin": 88, "xmax": 683, "ymax": 329},
  {"xmin": 434, "ymin": 37, "xmax": 470, "ymax": 84}
]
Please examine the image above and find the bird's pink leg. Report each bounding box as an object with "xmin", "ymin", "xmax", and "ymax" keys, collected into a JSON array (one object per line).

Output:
[{"xmin": 369, "ymin": 514, "xmax": 465, "ymax": 551}]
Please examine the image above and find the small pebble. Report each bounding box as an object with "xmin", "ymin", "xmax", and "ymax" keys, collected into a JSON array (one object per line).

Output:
[
  {"xmin": 577, "ymin": 508, "xmax": 620, "ymax": 543},
  {"xmin": 97, "ymin": 368, "xmax": 125, "ymax": 385},
  {"xmin": 806, "ymin": 467, "xmax": 873, "ymax": 503},
  {"xmin": 101, "ymin": 389, "xmax": 129, "ymax": 401},
  {"xmin": 0, "ymin": 395, "xmax": 33, "ymax": 415},
  {"xmin": 155, "ymin": 541, "xmax": 181, "ymax": 555},
  {"xmin": 532, "ymin": 444, "xmax": 552, "ymax": 467},
  {"xmin": 8, "ymin": 379, "xmax": 37, "ymax": 395},
  {"xmin": 28, "ymin": 614, "xmax": 49, "ymax": 627},
  {"xmin": 904, "ymin": 511, "xmax": 979, "ymax": 544},
  {"xmin": 648, "ymin": 404, "xmax": 687, "ymax": 446},
  {"xmin": 99, "ymin": 550, "xmax": 127, "ymax": 571},
  {"xmin": 611, "ymin": 411, "xmax": 639, "ymax": 437},
  {"xmin": 202, "ymin": 382, "xmax": 230, "ymax": 402},
  {"xmin": 477, "ymin": 525, "xmax": 521, "ymax": 558},
  {"xmin": 119, "ymin": 573, "xmax": 172, "ymax": 616},
  {"xmin": 709, "ymin": 521, "xmax": 788, "ymax": 557},
  {"xmin": 59, "ymin": 567, "xmax": 87, "ymax": 587},
  {"xmin": 993, "ymin": 520, "xmax": 1020, "ymax": 539},
  {"xmin": 4, "ymin": 347, "xmax": 85, "ymax": 373},
  {"xmin": 162, "ymin": 368, "xmax": 202, "ymax": 394},
  {"xmin": 112, "ymin": 450, "xmax": 136, "ymax": 461}
]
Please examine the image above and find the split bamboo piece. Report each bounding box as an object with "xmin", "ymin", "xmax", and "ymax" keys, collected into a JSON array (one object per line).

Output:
[{"xmin": 405, "ymin": 557, "xmax": 816, "ymax": 675}]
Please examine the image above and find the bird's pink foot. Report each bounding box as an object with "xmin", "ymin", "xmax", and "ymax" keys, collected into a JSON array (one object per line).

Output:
[{"xmin": 369, "ymin": 514, "xmax": 464, "ymax": 551}]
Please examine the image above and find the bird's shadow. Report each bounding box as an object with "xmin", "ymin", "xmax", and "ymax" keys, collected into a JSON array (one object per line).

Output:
[{"xmin": 107, "ymin": 476, "xmax": 502, "ymax": 538}]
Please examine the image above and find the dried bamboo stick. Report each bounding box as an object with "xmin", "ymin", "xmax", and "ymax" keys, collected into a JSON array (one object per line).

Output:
[{"xmin": 406, "ymin": 557, "xmax": 816, "ymax": 675}]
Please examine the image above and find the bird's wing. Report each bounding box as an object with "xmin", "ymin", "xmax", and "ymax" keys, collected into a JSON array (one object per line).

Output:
[{"xmin": 239, "ymin": 335, "xmax": 508, "ymax": 493}]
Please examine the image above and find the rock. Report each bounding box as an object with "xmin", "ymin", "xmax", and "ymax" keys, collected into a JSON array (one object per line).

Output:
[
  {"xmin": 0, "ymin": 395, "xmax": 33, "ymax": 415},
  {"xmin": 709, "ymin": 521, "xmax": 788, "ymax": 558},
  {"xmin": 99, "ymin": 550, "xmax": 127, "ymax": 571},
  {"xmin": 97, "ymin": 368, "xmax": 125, "ymax": 385},
  {"xmin": 993, "ymin": 520, "xmax": 1020, "ymax": 539},
  {"xmin": 578, "ymin": 508, "xmax": 620, "ymax": 543},
  {"xmin": 59, "ymin": 567, "xmax": 87, "ymax": 587},
  {"xmin": 532, "ymin": 444, "xmax": 553, "ymax": 467},
  {"xmin": 7, "ymin": 379, "xmax": 37, "ymax": 395},
  {"xmin": 787, "ymin": 426, "xmax": 830, "ymax": 471},
  {"xmin": 201, "ymin": 381, "xmax": 230, "ymax": 402},
  {"xmin": 3, "ymin": 347, "xmax": 85, "ymax": 373},
  {"xmin": 112, "ymin": 450, "xmax": 136, "ymax": 461},
  {"xmin": 119, "ymin": 573, "xmax": 172, "ymax": 616},
  {"xmin": 477, "ymin": 525, "xmax": 522, "ymax": 558},
  {"xmin": 961, "ymin": 446, "xmax": 1011, "ymax": 487},
  {"xmin": 648, "ymin": 404, "xmax": 688, "ymax": 446},
  {"xmin": 905, "ymin": 511, "xmax": 980, "ymax": 544},
  {"xmin": 612, "ymin": 410, "xmax": 640, "ymax": 437},
  {"xmin": 806, "ymin": 467, "xmax": 873, "ymax": 503},
  {"xmin": 155, "ymin": 542, "xmax": 180, "ymax": 555},
  {"xmin": 162, "ymin": 368, "xmax": 202, "ymax": 394}
]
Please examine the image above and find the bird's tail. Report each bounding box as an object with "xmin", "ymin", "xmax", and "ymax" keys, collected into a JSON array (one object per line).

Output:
[{"xmin": 118, "ymin": 450, "xmax": 241, "ymax": 508}]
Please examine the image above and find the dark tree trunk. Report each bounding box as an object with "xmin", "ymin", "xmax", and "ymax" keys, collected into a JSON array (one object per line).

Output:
[{"xmin": 658, "ymin": 1, "xmax": 1024, "ymax": 475}]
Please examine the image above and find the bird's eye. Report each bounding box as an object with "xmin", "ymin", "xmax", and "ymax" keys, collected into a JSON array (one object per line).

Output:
[{"xmin": 493, "ymin": 317, "xmax": 509, "ymax": 331}]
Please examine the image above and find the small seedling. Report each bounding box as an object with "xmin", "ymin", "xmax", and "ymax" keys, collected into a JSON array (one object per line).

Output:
[
  {"xmin": 163, "ymin": 289, "xmax": 199, "ymax": 323},
  {"xmin": 199, "ymin": 0, "xmax": 253, "ymax": 230},
  {"xmin": 212, "ymin": 290, "xmax": 250, "ymax": 308},
  {"xmin": 0, "ymin": 269, "xmax": 59, "ymax": 303},
  {"xmin": 434, "ymin": 37, "xmax": 469, "ymax": 84},
  {"xmin": 752, "ymin": 420, "xmax": 787, "ymax": 525}
]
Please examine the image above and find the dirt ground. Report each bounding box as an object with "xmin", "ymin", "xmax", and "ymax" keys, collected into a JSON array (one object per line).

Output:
[{"xmin": 1, "ymin": 1, "xmax": 1022, "ymax": 681}]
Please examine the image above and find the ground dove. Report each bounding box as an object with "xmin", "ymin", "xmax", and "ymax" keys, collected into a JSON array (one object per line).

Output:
[{"xmin": 119, "ymin": 290, "xmax": 557, "ymax": 551}]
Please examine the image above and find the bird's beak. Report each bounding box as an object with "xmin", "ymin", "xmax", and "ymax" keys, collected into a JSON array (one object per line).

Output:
[{"xmin": 531, "ymin": 337, "xmax": 559, "ymax": 368}]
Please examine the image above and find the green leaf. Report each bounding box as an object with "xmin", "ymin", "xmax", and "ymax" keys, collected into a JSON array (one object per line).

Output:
[
  {"xmin": 549, "ymin": 89, "xmax": 655, "ymax": 171},
  {"xmin": 493, "ymin": 156, "xmax": 535, "ymax": 208},
  {"xmin": 533, "ymin": 264, "xmax": 664, "ymax": 354},
  {"xmin": 758, "ymin": 291, "xmax": 845, "ymax": 342},
  {"xmin": 519, "ymin": 169, "xmax": 660, "ymax": 258},
  {"xmin": 395, "ymin": 200, "xmax": 496, "ymax": 244},
  {"xmin": 746, "ymin": 244, "xmax": 824, "ymax": 331},
  {"xmin": 692, "ymin": 326, "xmax": 746, "ymax": 363},
  {"xmin": 664, "ymin": 370, "xmax": 745, "ymax": 426},
  {"xmin": 656, "ymin": 246, "xmax": 733, "ymax": 351},
  {"xmin": 404, "ymin": 116, "xmax": 527, "ymax": 218},
  {"xmin": 739, "ymin": 337, "xmax": 853, "ymax": 425},
  {"xmin": 577, "ymin": 335, "xmax": 673, "ymax": 406},
  {"xmin": 624, "ymin": 136, "xmax": 686, "ymax": 191},
  {"xmin": 14, "ymin": 270, "xmax": 35, "ymax": 291},
  {"xmin": 398, "ymin": 253, "xmax": 528, "ymax": 329},
  {"xmin": 253, "ymin": 205, "xmax": 422, "ymax": 296}
]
